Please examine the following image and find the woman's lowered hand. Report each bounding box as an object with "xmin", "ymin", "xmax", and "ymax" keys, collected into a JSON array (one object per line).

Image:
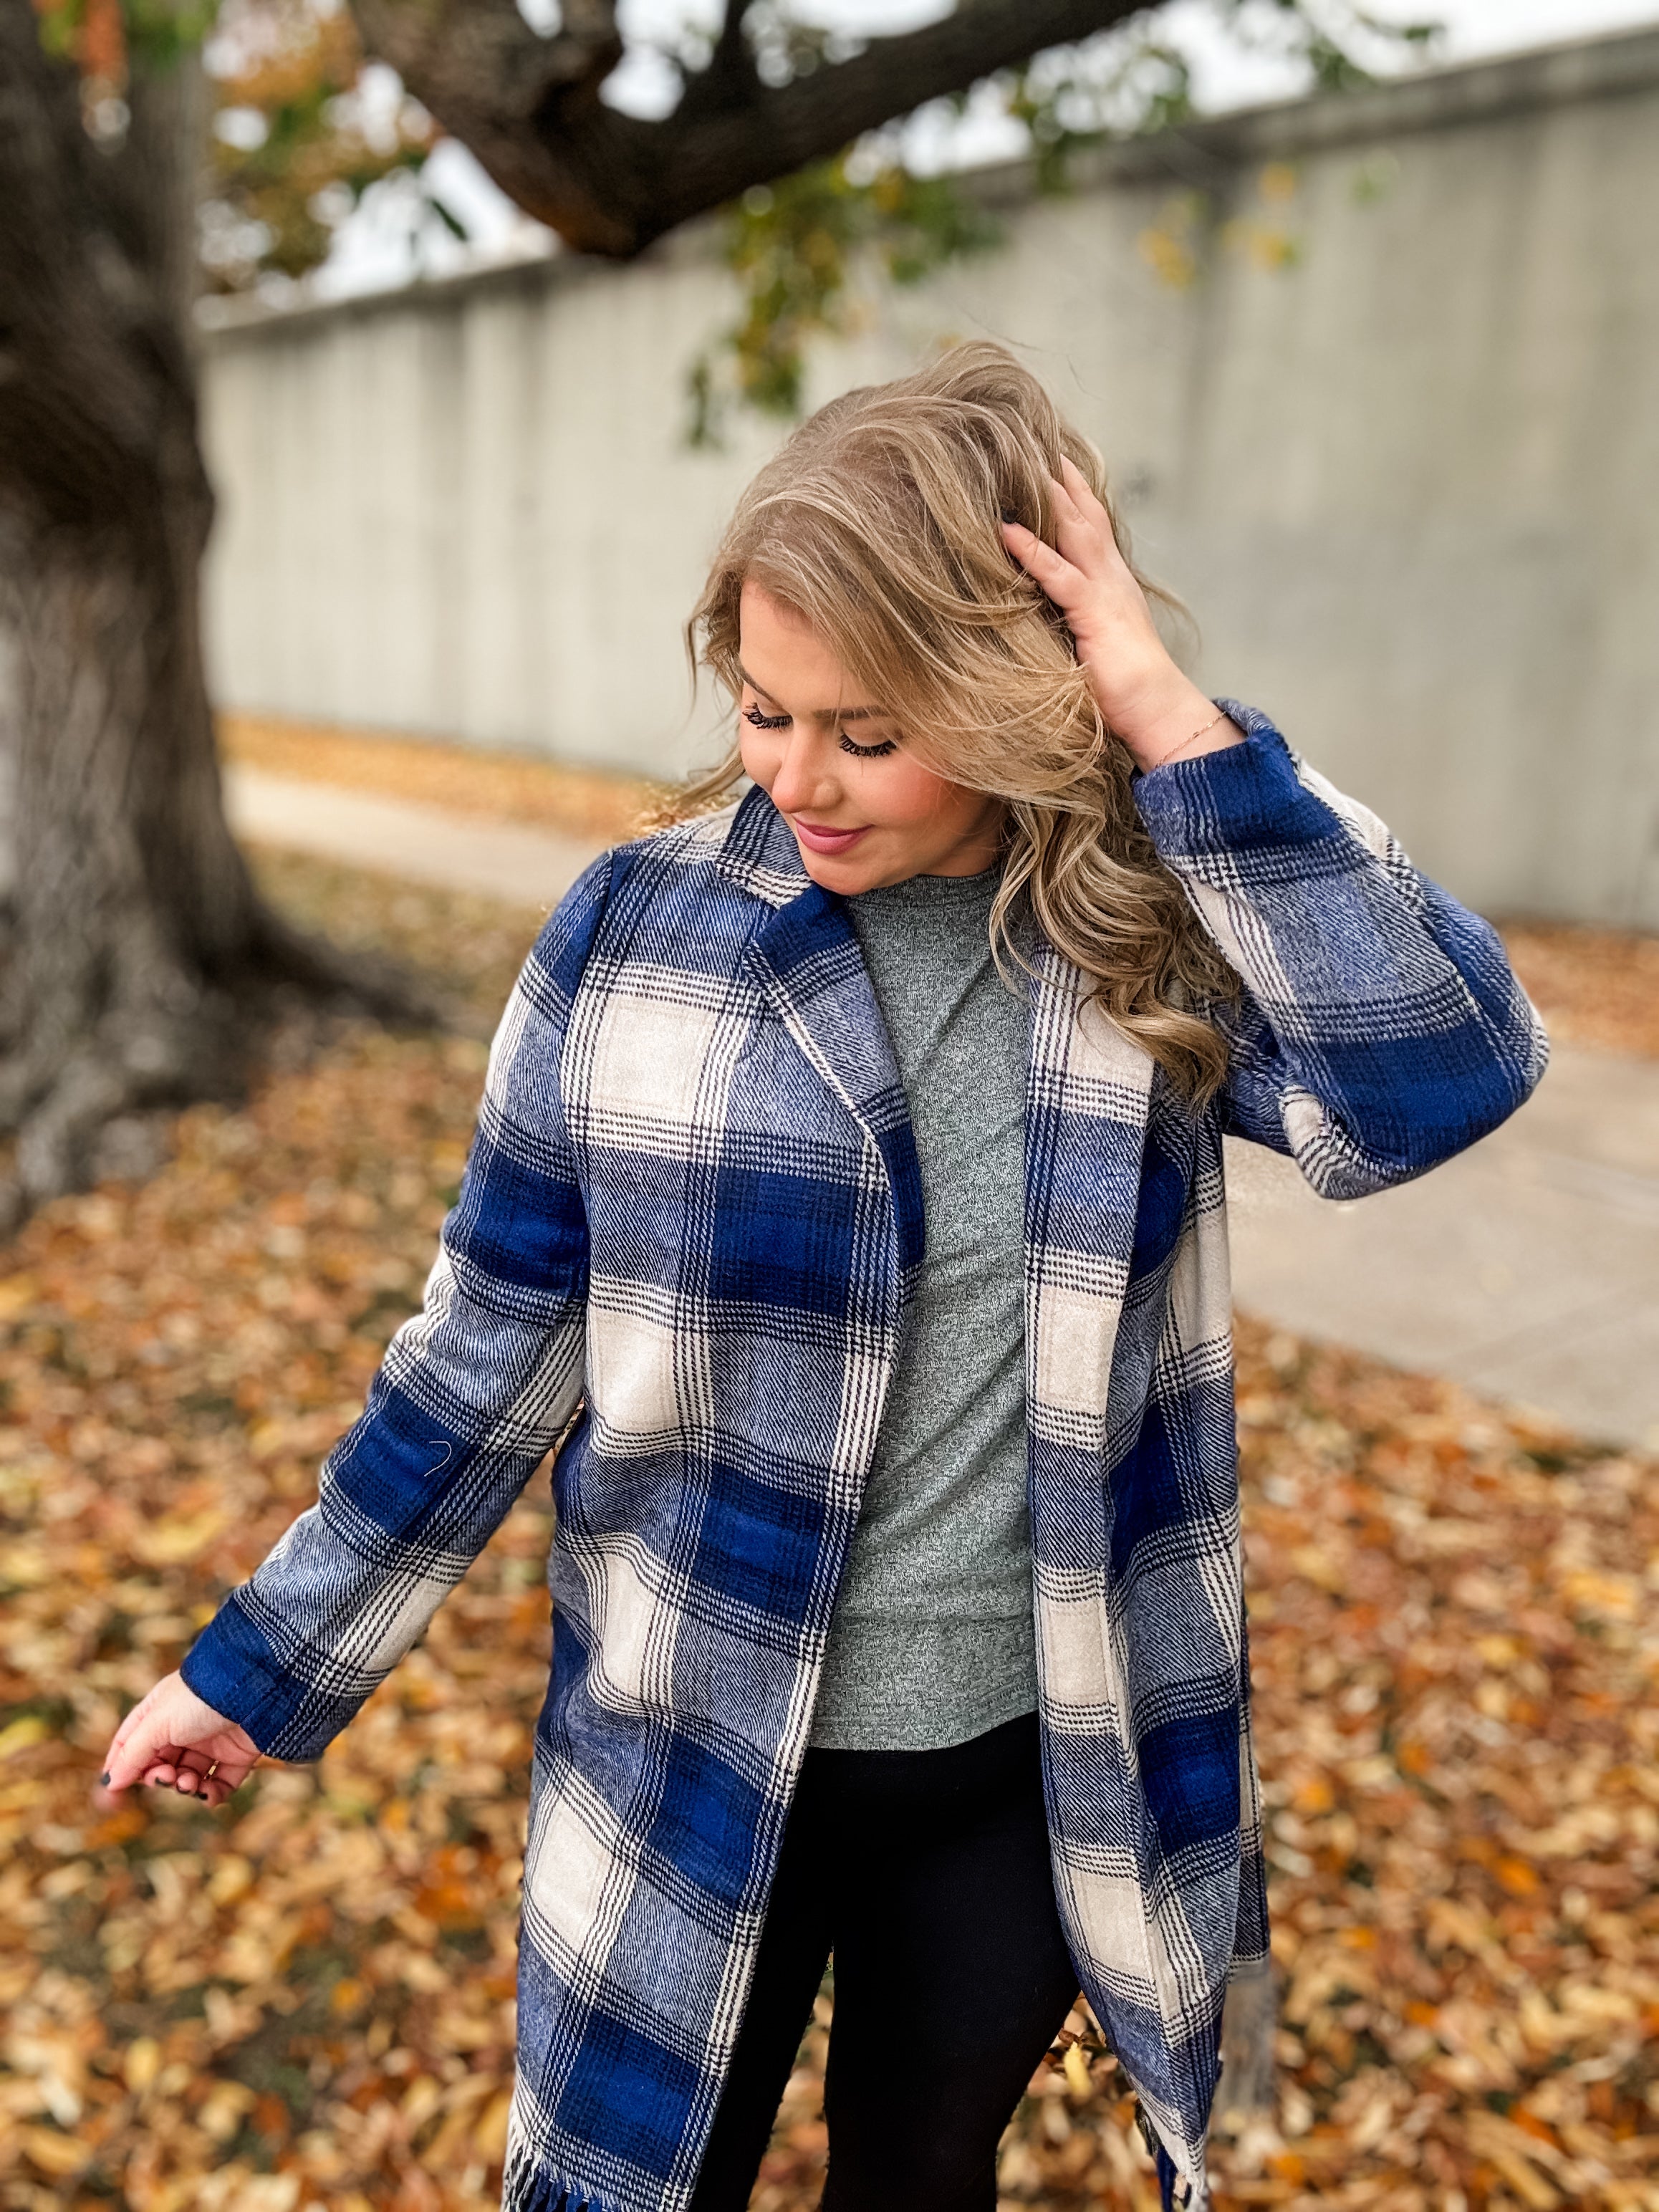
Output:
[
  {"xmin": 98, "ymin": 1671, "xmax": 261, "ymax": 1809},
  {"xmin": 1000, "ymin": 456, "xmax": 1244, "ymax": 772}
]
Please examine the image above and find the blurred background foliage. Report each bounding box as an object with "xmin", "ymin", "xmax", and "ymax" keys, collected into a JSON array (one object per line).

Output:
[
  {"xmin": 199, "ymin": 0, "xmax": 436, "ymax": 292},
  {"xmin": 34, "ymin": 0, "xmax": 439, "ymax": 293}
]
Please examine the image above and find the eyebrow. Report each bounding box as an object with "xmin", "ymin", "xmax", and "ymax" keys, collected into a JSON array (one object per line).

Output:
[{"xmin": 738, "ymin": 666, "xmax": 888, "ymax": 722}]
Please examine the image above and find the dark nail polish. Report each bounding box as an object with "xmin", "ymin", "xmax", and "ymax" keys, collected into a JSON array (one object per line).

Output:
[
  {"xmin": 100, "ymin": 1771, "xmax": 111, "ymax": 1787},
  {"xmin": 1000, "ymin": 506, "xmax": 1019, "ymax": 525}
]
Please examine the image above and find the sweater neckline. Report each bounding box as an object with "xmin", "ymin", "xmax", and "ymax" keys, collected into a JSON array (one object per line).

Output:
[{"xmin": 846, "ymin": 864, "xmax": 1003, "ymax": 913}]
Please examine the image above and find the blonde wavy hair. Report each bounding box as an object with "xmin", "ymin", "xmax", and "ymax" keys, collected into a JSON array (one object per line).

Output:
[{"xmin": 681, "ymin": 341, "xmax": 1239, "ymax": 1105}]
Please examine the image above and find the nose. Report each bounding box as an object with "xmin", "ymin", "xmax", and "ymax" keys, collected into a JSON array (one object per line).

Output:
[{"xmin": 769, "ymin": 726, "xmax": 836, "ymax": 819}]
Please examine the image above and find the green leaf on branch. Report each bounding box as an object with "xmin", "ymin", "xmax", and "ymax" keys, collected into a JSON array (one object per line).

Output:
[
  {"xmin": 687, "ymin": 151, "xmax": 999, "ymax": 446},
  {"xmin": 691, "ymin": 0, "xmax": 1443, "ymax": 438}
]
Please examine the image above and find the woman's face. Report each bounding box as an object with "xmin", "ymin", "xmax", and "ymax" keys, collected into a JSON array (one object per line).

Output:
[{"xmin": 736, "ymin": 581, "xmax": 1006, "ymax": 893}]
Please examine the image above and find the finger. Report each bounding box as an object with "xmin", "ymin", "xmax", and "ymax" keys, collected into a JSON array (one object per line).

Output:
[
  {"xmin": 178, "ymin": 1761, "xmax": 248, "ymax": 1809},
  {"xmin": 1000, "ymin": 520, "xmax": 1086, "ymax": 607},
  {"xmin": 1056, "ymin": 463, "xmax": 1126, "ymax": 570},
  {"xmin": 1046, "ymin": 476, "xmax": 1113, "ymax": 583},
  {"xmin": 181, "ymin": 1741, "xmax": 256, "ymax": 1798},
  {"xmin": 105, "ymin": 1693, "xmax": 153, "ymax": 1774},
  {"xmin": 107, "ymin": 1725, "xmax": 180, "ymax": 1794},
  {"xmin": 175, "ymin": 1749, "xmax": 234, "ymax": 1799},
  {"xmin": 1059, "ymin": 455, "xmax": 1113, "ymax": 532},
  {"xmin": 105, "ymin": 1692, "xmax": 175, "ymax": 1790},
  {"xmin": 1049, "ymin": 465, "xmax": 1088, "ymax": 524},
  {"xmin": 1048, "ymin": 508, "xmax": 1103, "ymax": 582},
  {"xmin": 1049, "ymin": 469, "xmax": 1119, "ymax": 572}
]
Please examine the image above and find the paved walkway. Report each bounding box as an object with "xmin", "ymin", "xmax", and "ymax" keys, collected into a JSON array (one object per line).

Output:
[
  {"xmin": 225, "ymin": 765, "xmax": 599, "ymax": 911},
  {"xmin": 1226, "ymin": 1051, "xmax": 1659, "ymax": 1448},
  {"xmin": 229, "ymin": 766, "xmax": 1659, "ymax": 1450}
]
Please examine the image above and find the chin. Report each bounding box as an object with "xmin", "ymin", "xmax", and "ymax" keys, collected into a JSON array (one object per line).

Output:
[
  {"xmin": 802, "ymin": 860, "xmax": 880, "ymax": 896},
  {"xmin": 794, "ymin": 841, "xmax": 884, "ymax": 895}
]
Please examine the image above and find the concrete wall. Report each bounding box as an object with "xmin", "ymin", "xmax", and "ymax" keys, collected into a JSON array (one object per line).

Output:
[{"xmin": 200, "ymin": 27, "xmax": 1659, "ymax": 928}]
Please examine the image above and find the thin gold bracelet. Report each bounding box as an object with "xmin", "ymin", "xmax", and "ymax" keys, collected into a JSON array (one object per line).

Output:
[{"xmin": 1147, "ymin": 706, "xmax": 1228, "ymax": 770}]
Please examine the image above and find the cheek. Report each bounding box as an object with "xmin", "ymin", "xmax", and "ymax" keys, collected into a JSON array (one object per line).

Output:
[
  {"xmin": 737, "ymin": 728, "xmax": 776, "ymax": 792},
  {"xmin": 870, "ymin": 756, "xmax": 973, "ymax": 829}
]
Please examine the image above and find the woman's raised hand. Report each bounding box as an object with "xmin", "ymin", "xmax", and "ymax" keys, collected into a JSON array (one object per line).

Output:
[
  {"xmin": 1000, "ymin": 456, "xmax": 1242, "ymax": 772},
  {"xmin": 99, "ymin": 1672, "xmax": 261, "ymax": 1809}
]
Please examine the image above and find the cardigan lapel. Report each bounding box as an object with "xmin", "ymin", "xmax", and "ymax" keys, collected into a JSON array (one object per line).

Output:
[
  {"xmin": 745, "ymin": 876, "xmax": 925, "ymax": 1281},
  {"xmin": 726, "ymin": 786, "xmax": 924, "ymax": 1277},
  {"xmin": 1024, "ymin": 938, "xmax": 1155, "ymax": 1450}
]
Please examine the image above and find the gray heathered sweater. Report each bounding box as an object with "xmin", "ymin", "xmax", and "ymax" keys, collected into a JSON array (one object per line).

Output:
[{"xmin": 807, "ymin": 865, "xmax": 1038, "ymax": 1751}]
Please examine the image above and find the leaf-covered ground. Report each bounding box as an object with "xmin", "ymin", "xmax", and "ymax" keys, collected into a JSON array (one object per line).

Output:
[{"xmin": 1, "ymin": 850, "xmax": 1655, "ymax": 2212}]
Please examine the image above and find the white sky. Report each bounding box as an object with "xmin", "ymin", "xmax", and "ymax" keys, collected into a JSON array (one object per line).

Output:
[{"xmin": 312, "ymin": 0, "xmax": 1659, "ymax": 298}]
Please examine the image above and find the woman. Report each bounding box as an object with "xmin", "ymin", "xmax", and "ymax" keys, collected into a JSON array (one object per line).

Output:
[{"xmin": 102, "ymin": 345, "xmax": 1546, "ymax": 2212}]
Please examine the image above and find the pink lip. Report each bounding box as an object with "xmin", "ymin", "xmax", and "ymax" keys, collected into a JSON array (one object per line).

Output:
[{"xmin": 792, "ymin": 819, "xmax": 870, "ymax": 857}]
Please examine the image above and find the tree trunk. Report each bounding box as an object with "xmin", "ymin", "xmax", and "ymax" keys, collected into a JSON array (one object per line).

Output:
[
  {"xmin": 0, "ymin": 1, "xmax": 431, "ymax": 1219},
  {"xmin": 1, "ymin": 499, "xmax": 248, "ymax": 1196}
]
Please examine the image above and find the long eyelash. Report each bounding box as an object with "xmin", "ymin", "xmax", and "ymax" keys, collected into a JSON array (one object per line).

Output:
[{"xmin": 743, "ymin": 701, "xmax": 895, "ymax": 757}]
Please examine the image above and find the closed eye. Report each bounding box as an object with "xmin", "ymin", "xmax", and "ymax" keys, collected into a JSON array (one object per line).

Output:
[{"xmin": 741, "ymin": 699, "xmax": 898, "ymax": 755}]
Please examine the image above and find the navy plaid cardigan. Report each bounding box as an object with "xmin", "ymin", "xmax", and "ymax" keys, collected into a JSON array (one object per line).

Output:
[{"xmin": 183, "ymin": 707, "xmax": 1546, "ymax": 2211}]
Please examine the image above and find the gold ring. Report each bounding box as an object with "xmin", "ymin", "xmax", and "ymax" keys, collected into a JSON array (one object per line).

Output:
[{"xmin": 205, "ymin": 1761, "xmax": 219, "ymax": 1780}]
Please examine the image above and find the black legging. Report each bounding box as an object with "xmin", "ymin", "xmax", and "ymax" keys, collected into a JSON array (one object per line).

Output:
[{"xmin": 688, "ymin": 1710, "xmax": 1081, "ymax": 2212}]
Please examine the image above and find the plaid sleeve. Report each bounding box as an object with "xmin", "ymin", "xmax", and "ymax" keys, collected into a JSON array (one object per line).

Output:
[
  {"xmin": 180, "ymin": 854, "xmax": 611, "ymax": 1759},
  {"xmin": 1134, "ymin": 703, "xmax": 1548, "ymax": 1200}
]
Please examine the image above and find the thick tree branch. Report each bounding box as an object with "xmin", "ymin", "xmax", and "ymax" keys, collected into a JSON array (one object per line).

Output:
[
  {"xmin": 349, "ymin": 0, "xmax": 635, "ymax": 248},
  {"xmin": 678, "ymin": 0, "xmax": 764, "ymax": 122},
  {"xmin": 350, "ymin": 0, "xmax": 1150, "ymax": 258}
]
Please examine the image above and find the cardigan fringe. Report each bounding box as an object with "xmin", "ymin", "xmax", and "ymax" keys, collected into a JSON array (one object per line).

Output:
[{"xmin": 501, "ymin": 2143, "xmax": 620, "ymax": 2212}]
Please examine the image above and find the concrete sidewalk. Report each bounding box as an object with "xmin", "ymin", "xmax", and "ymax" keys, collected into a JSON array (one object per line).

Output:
[
  {"xmin": 229, "ymin": 766, "xmax": 1659, "ymax": 1449},
  {"xmin": 1226, "ymin": 1051, "xmax": 1659, "ymax": 1449},
  {"xmin": 226, "ymin": 764, "xmax": 600, "ymax": 911}
]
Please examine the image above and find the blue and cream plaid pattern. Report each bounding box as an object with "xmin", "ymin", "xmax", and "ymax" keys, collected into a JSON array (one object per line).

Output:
[{"xmin": 183, "ymin": 707, "xmax": 1546, "ymax": 2211}]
